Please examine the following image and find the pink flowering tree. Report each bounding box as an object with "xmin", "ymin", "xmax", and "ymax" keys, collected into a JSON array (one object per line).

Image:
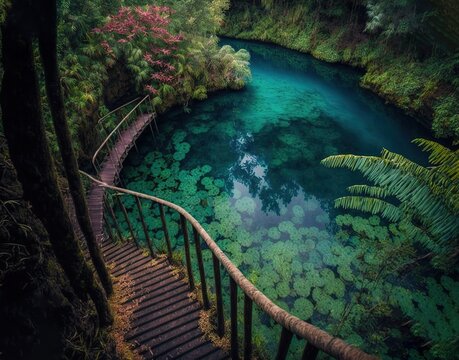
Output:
[{"xmin": 93, "ymin": 6, "xmax": 182, "ymax": 97}]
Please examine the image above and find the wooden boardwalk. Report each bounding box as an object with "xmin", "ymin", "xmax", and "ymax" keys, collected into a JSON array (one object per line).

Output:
[{"xmin": 85, "ymin": 114, "xmax": 228, "ymax": 359}]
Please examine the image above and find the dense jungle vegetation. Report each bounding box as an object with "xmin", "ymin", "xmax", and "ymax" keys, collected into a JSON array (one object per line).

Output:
[
  {"xmin": 221, "ymin": 0, "xmax": 459, "ymax": 141},
  {"xmin": 0, "ymin": 0, "xmax": 458, "ymax": 359},
  {"xmin": 0, "ymin": 0, "xmax": 249, "ymax": 358}
]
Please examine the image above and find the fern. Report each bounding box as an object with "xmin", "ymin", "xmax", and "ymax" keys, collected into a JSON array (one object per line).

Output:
[
  {"xmin": 413, "ymin": 138, "xmax": 459, "ymax": 181},
  {"xmin": 335, "ymin": 196, "xmax": 402, "ymax": 222},
  {"xmin": 322, "ymin": 138, "xmax": 459, "ymax": 257},
  {"xmin": 347, "ymin": 185, "xmax": 389, "ymax": 198}
]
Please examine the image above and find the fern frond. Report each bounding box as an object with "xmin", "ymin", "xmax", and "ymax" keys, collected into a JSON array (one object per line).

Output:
[
  {"xmin": 347, "ymin": 185, "xmax": 389, "ymax": 198},
  {"xmin": 413, "ymin": 138, "xmax": 459, "ymax": 181},
  {"xmin": 380, "ymin": 148, "xmax": 429, "ymax": 178},
  {"xmin": 334, "ymin": 196, "xmax": 402, "ymax": 222},
  {"xmin": 323, "ymin": 141, "xmax": 459, "ymax": 253}
]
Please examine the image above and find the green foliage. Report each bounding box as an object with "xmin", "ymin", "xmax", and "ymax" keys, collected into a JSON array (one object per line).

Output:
[
  {"xmin": 157, "ymin": 0, "xmax": 229, "ymax": 36},
  {"xmin": 0, "ymin": 0, "xmax": 9, "ymax": 24},
  {"xmin": 118, "ymin": 122, "xmax": 459, "ymax": 359},
  {"xmin": 221, "ymin": 0, "xmax": 459, "ymax": 141},
  {"xmin": 40, "ymin": 0, "xmax": 251, "ymax": 161},
  {"xmin": 322, "ymin": 139, "xmax": 459, "ymax": 261},
  {"xmin": 364, "ymin": 0, "xmax": 430, "ymax": 40}
]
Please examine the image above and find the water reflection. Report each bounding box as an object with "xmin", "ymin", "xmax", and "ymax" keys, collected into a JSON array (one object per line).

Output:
[{"xmin": 119, "ymin": 38, "xmax": 439, "ymax": 359}]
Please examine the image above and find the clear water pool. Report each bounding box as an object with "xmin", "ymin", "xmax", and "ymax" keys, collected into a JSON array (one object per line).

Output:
[{"xmin": 116, "ymin": 39, "xmax": 458, "ymax": 359}]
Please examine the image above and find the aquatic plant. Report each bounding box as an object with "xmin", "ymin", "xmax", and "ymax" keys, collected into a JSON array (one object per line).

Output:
[
  {"xmin": 234, "ymin": 196, "xmax": 256, "ymax": 214},
  {"xmin": 201, "ymin": 177, "xmax": 214, "ymax": 188},
  {"xmin": 315, "ymin": 213, "xmax": 330, "ymax": 224},
  {"xmin": 292, "ymin": 298, "xmax": 314, "ymax": 321},
  {"xmin": 337, "ymin": 264, "xmax": 355, "ymax": 282},
  {"xmin": 293, "ymin": 277, "xmax": 311, "ymax": 297},
  {"xmin": 275, "ymin": 281, "xmax": 290, "ymax": 298},
  {"xmin": 278, "ymin": 220, "xmax": 295, "ymax": 233},
  {"xmin": 243, "ymin": 248, "xmax": 261, "ymax": 267},
  {"xmin": 302, "ymin": 238, "xmax": 315, "ymax": 252},
  {"xmin": 190, "ymin": 123, "xmax": 211, "ymax": 135},
  {"xmin": 291, "ymin": 216, "xmax": 303, "ymax": 225},
  {"xmin": 172, "ymin": 130, "xmax": 187, "ymax": 145},
  {"xmin": 291, "ymin": 260, "xmax": 303, "ymax": 275},
  {"xmin": 322, "ymin": 139, "xmax": 459, "ymax": 260},
  {"xmin": 175, "ymin": 141, "xmax": 191, "ymax": 154},
  {"xmin": 214, "ymin": 179, "xmax": 225, "ymax": 188},
  {"xmin": 292, "ymin": 205, "xmax": 304, "ymax": 217},
  {"xmin": 323, "ymin": 275, "xmax": 346, "ymax": 298},
  {"xmin": 268, "ymin": 227, "xmax": 281, "ymax": 240},
  {"xmin": 304, "ymin": 198, "xmax": 319, "ymax": 212}
]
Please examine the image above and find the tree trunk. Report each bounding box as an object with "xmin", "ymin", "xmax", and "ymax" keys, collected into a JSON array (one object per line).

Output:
[
  {"xmin": 0, "ymin": 0, "xmax": 112, "ymax": 326},
  {"xmin": 37, "ymin": 0, "xmax": 113, "ymax": 296},
  {"xmin": 0, "ymin": 140, "xmax": 118, "ymax": 360}
]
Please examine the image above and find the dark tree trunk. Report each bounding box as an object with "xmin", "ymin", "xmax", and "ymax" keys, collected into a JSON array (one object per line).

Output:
[
  {"xmin": 37, "ymin": 0, "xmax": 113, "ymax": 296},
  {"xmin": 0, "ymin": 141, "xmax": 117, "ymax": 360},
  {"xmin": 0, "ymin": 0, "xmax": 112, "ymax": 326}
]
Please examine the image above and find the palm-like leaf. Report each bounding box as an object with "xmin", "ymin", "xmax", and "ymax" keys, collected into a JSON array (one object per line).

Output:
[
  {"xmin": 321, "ymin": 138, "xmax": 459, "ymax": 255},
  {"xmin": 347, "ymin": 185, "xmax": 389, "ymax": 198},
  {"xmin": 335, "ymin": 196, "xmax": 402, "ymax": 222}
]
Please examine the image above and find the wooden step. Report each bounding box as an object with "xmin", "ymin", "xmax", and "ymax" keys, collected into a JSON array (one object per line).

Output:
[{"xmin": 71, "ymin": 113, "xmax": 227, "ymax": 359}]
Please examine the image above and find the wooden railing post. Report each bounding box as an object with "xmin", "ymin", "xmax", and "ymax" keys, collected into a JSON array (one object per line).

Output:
[
  {"xmin": 212, "ymin": 253, "xmax": 225, "ymax": 337},
  {"xmin": 230, "ymin": 277, "xmax": 239, "ymax": 360},
  {"xmin": 276, "ymin": 327, "xmax": 294, "ymax": 360},
  {"xmin": 244, "ymin": 294, "xmax": 253, "ymax": 360},
  {"xmin": 153, "ymin": 114, "xmax": 159, "ymax": 133},
  {"xmin": 104, "ymin": 199, "xmax": 123, "ymax": 242},
  {"xmin": 81, "ymin": 171, "xmax": 377, "ymax": 360},
  {"xmin": 103, "ymin": 213, "xmax": 115, "ymax": 243},
  {"xmin": 159, "ymin": 204, "xmax": 173, "ymax": 258},
  {"xmin": 135, "ymin": 196, "xmax": 155, "ymax": 258},
  {"xmin": 180, "ymin": 214, "xmax": 195, "ymax": 290},
  {"xmin": 302, "ymin": 342, "xmax": 319, "ymax": 360},
  {"xmin": 115, "ymin": 195, "xmax": 138, "ymax": 247},
  {"xmin": 193, "ymin": 227, "xmax": 210, "ymax": 309}
]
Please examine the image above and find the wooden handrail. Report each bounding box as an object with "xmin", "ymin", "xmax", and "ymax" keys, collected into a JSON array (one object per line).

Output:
[
  {"xmin": 81, "ymin": 171, "xmax": 377, "ymax": 360},
  {"xmin": 92, "ymin": 95, "xmax": 151, "ymax": 168}
]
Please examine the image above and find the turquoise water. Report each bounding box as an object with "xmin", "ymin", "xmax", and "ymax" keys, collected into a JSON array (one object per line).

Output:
[{"xmin": 116, "ymin": 39, "xmax": 458, "ymax": 359}]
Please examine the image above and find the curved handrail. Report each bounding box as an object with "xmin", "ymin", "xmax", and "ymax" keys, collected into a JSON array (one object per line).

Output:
[
  {"xmin": 92, "ymin": 95, "xmax": 151, "ymax": 169},
  {"xmin": 81, "ymin": 171, "xmax": 376, "ymax": 360},
  {"xmin": 98, "ymin": 97, "xmax": 140, "ymax": 125}
]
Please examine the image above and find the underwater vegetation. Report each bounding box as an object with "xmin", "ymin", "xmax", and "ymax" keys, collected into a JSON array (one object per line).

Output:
[
  {"xmin": 110, "ymin": 40, "xmax": 458, "ymax": 359},
  {"xmin": 322, "ymin": 139, "xmax": 459, "ymax": 267},
  {"xmin": 114, "ymin": 132, "xmax": 459, "ymax": 359}
]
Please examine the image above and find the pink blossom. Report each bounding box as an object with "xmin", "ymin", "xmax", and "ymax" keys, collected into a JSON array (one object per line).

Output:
[{"xmin": 145, "ymin": 85, "xmax": 158, "ymax": 94}]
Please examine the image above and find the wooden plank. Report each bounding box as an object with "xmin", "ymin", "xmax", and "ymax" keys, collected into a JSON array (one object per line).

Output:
[{"xmin": 75, "ymin": 113, "xmax": 227, "ymax": 360}]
